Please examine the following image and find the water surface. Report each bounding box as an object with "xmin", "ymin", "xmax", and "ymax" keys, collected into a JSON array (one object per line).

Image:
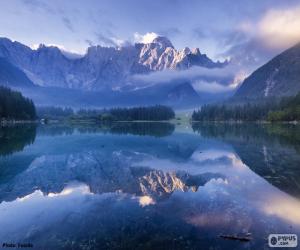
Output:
[{"xmin": 0, "ymin": 122, "xmax": 299, "ymax": 250}]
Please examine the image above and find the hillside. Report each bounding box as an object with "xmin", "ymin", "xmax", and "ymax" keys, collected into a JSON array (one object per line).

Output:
[
  {"xmin": 233, "ymin": 42, "xmax": 300, "ymax": 100},
  {"xmin": 0, "ymin": 57, "xmax": 34, "ymax": 87},
  {"xmin": 192, "ymin": 91, "xmax": 300, "ymax": 122}
]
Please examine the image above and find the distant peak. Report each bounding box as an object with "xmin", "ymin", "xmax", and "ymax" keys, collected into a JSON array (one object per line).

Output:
[
  {"xmin": 182, "ymin": 47, "xmax": 191, "ymax": 55},
  {"xmin": 151, "ymin": 36, "xmax": 174, "ymax": 48},
  {"xmin": 37, "ymin": 44, "xmax": 46, "ymax": 49},
  {"xmin": 37, "ymin": 44, "xmax": 61, "ymax": 52},
  {"xmin": 192, "ymin": 48, "xmax": 201, "ymax": 55}
]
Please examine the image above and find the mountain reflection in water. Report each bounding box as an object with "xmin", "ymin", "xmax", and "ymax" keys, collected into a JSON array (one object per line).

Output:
[
  {"xmin": 0, "ymin": 123, "xmax": 299, "ymax": 250},
  {"xmin": 193, "ymin": 123, "xmax": 300, "ymax": 198}
]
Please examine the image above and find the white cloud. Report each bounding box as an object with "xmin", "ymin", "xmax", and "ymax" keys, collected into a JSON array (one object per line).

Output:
[
  {"xmin": 237, "ymin": 21, "xmax": 255, "ymax": 34},
  {"xmin": 192, "ymin": 70, "xmax": 248, "ymax": 93},
  {"xmin": 258, "ymin": 6, "xmax": 300, "ymax": 49},
  {"xmin": 191, "ymin": 69, "xmax": 247, "ymax": 93},
  {"xmin": 134, "ymin": 32, "xmax": 159, "ymax": 44},
  {"xmin": 232, "ymin": 70, "xmax": 248, "ymax": 88},
  {"xmin": 112, "ymin": 38, "xmax": 129, "ymax": 47},
  {"xmin": 131, "ymin": 64, "xmax": 246, "ymax": 93},
  {"xmin": 223, "ymin": 6, "xmax": 300, "ymax": 69},
  {"xmin": 132, "ymin": 66, "xmax": 235, "ymax": 84},
  {"xmin": 192, "ymin": 80, "xmax": 236, "ymax": 93},
  {"xmin": 237, "ymin": 6, "xmax": 300, "ymax": 49}
]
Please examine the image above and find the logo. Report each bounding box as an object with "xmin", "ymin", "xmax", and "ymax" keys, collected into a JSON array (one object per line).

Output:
[{"xmin": 268, "ymin": 234, "xmax": 297, "ymax": 248}]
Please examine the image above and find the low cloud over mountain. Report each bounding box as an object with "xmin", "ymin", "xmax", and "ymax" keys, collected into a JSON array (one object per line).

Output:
[{"xmin": 131, "ymin": 64, "xmax": 243, "ymax": 94}]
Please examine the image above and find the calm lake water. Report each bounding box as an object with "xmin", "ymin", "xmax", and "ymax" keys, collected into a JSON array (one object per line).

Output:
[{"xmin": 0, "ymin": 122, "xmax": 300, "ymax": 250}]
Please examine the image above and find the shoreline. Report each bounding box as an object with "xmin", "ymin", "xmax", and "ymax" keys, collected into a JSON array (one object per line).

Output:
[
  {"xmin": 190, "ymin": 120, "xmax": 299, "ymax": 124},
  {"xmin": 0, "ymin": 120, "xmax": 38, "ymax": 126},
  {"xmin": 1, "ymin": 119, "xmax": 299, "ymax": 126}
]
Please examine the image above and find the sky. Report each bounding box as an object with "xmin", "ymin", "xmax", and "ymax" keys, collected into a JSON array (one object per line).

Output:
[{"xmin": 1, "ymin": 0, "xmax": 300, "ymax": 71}]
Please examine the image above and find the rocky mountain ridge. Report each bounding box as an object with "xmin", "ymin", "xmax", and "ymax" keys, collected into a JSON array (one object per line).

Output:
[{"xmin": 0, "ymin": 36, "xmax": 225, "ymax": 90}]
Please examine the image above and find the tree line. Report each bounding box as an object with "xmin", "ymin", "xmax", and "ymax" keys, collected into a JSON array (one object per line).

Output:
[
  {"xmin": 37, "ymin": 105, "xmax": 175, "ymax": 121},
  {"xmin": 101, "ymin": 105, "xmax": 175, "ymax": 121},
  {"xmin": 192, "ymin": 92, "xmax": 300, "ymax": 122},
  {"xmin": 0, "ymin": 86, "xmax": 36, "ymax": 120},
  {"xmin": 267, "ymin": 92, "xmax": 300, "ymax": 121}
]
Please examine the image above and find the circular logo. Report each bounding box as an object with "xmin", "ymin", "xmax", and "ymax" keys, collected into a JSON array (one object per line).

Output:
[{"xmin": 270, "ymin": 237, "xmax": 277, "ymax": 245}]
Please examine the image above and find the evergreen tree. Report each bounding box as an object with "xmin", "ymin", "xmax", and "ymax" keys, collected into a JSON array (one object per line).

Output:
[
  {"xmin": 100, "ymin": 105, "xmax": 175, "ymax": 121},
  {"xmin": 0, "ymin": 86, "xmax": 36, "ymax": 120},
  {"xmin": 192, "ymin": 92, "xmax": 300, "ymax": 122}
]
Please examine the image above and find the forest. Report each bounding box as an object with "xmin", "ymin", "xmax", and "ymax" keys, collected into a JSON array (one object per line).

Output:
[
  {"xmin": 267, "ymin": 92, "xmax": 300, "ymax": 121},
  {"xmin": 0, "ymin": 86, "xmax": 36, "ymax": 120},
  {"xmin": 37, "ymin": 105, "xmax": 175, "ymax": 121},
  {"xmin": 100, "ymin": 105, "xmax": 175, "ymax": 121},
  {"xmin": 192, "ymin": 92, "xmax": 300, "ymax": 122}
]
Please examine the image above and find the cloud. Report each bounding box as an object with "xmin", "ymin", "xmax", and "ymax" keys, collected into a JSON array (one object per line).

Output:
[
  {"xmin": 193, "ymin": 67, "xmax": 247, "ymax": 93},
  {"xmin": 132, "ymin": 65, "xmax": 237, "ymax": 84},
  {"xmin": 224, "ymin": 5, "xmax": 300, "ymax": 61},
  {"xmin": 134, "ymin": 32, "xmax": 159, "ymax": 44},
  {"xmin": 221, "ymin": 37, "xmax": 272, "ymax": 68},
  {"xmin": 258, "ymin": 6, "xmax": 300, "ymax": 49},
  {"xmin": 94, "ymin": 32, "xmax": 127, "ymax": 47},
  {"xmin": 158, "ymin": 27, "xmax": 181, "ymax": 38},
  {"xmin": 219, "ymin": 5, "xmax": 300, "ymax": 73},
  {"xmin": 192, "ymin": 80, "xmax": 237, "ymax": 93},
  {"xmin": 95, "ymin": 32, "xmax": 117, "ymax": 46},
  {"xmin": 131, "ymin": 64, "xmax": 246, "ymax": 93},
  {"xmin": 62, "ymin": 17, "xmax": 74, "ymax": 32},
  {"xmin": 193, "ymin": 27, "xmax": 210, "ymax": 39},
  {"xmin": 85, "ymin": 39, "xmax": 94, "ymax": 47},
  {"xmin": 22, "ymin": 0, "xmax": 54, "ymax": 13}
]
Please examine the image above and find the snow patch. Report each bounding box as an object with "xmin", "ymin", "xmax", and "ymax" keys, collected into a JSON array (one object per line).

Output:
[{"xmin": 264, "ymin": 68, "xmax": 279, "ymax": 97}]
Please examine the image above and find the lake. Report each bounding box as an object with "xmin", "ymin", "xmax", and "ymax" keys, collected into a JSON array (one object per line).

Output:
[{"xmin": 0, "ymin": 122, "xmax": 299, "ymax": 250}]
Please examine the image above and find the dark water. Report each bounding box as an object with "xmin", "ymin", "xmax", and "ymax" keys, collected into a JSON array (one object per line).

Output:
[{"xmin": 0, "ymin": 122, "xmax": 299, "ymax": 250}]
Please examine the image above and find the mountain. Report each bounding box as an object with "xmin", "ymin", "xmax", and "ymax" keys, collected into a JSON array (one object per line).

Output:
[
  {"xmin": 166, "ymin": 82, "xmax": 201, "ymax": 106},
  {"xmin": 0, "ymin": 36, "xmax": 225, "ymax": 91},
  {"xmin": 0, "ymin": 150, "xmax": 221, "ymax": 202},
  {"xmin": 0, "ymin": 57, "xmax": 34, "ymax": 87},
  {"xmin": 19, "ymin": 82, "xmax": 202, "ymax": 108},
  {"xmin": 233, "ymin": 42, "xmax": 300, "ymax": 100},
  {"xmin": 137, "ymin": 36, "xmax": 223, "ymax": 71}
]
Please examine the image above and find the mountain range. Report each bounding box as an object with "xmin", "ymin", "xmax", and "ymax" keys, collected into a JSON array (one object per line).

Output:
[
  {"xmin": 0, "ymin": 36, "xmax": 224, "ymax": 91},
  {"xmin": 0, "ymin": 36, "xmax": 230, "ymax": 107},
  {"xmin": 1, "ymin": 35, "xmax": 300, "ymax": 107}
]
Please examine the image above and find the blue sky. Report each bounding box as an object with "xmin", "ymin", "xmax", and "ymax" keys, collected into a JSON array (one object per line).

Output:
[{"xmin": 1, "ymin": 0, "xmax": 300, "ymax": 67}]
